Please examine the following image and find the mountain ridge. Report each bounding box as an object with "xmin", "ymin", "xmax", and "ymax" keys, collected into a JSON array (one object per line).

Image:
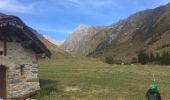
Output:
[
  {"xmin": 61, "ymin": 3, "xmax": 170, "ymax": 62},
  {"xmin": 60, "ymin": 24, "xmax": 112, "ymax": 55}
]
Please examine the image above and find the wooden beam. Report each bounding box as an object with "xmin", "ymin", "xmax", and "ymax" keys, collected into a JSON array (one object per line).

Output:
[
  {"xmin": 0, "ymin": 32, "xmax": 13, "ymax": 42},
  {"xmin": 6, "ymin": 33, "xmax": 13, "ymax": 42},
  {"xmin": 21, "ymin": 40, "xmax": 33, "ymax": 47}
]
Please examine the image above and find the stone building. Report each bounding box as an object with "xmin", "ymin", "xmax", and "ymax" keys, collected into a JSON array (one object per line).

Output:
[{"xmin": 0, "ymin": 14, "xmax": 51, "ymax": 99}]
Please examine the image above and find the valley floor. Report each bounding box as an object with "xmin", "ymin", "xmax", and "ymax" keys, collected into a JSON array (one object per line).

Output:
[{"xmin": 34, "ymin": 56, "xmax": 170, "ymax": 100}]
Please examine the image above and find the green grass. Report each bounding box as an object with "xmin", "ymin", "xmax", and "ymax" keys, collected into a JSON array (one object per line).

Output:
[{"xmin": 33, "ymin": 56, "xmax": 170, "ymax": 100}]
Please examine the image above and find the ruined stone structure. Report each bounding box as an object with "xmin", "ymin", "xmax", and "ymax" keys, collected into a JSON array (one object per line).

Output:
[{"xmin": 0, "ymin": 14, "xmax": 51, "ymax": 100}]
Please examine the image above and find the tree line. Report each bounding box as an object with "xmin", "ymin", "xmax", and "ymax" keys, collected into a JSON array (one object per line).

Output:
[
  {"xmin": 136, "ymin": 51, "xmax": 170, "ymax": 65},
  {"xmin": 105, "ymin": 51, "xmax": 170, "ymax": 65}
]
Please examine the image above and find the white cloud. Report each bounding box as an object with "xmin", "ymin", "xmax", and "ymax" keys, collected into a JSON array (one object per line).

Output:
[
  {"xmin": 0, "ymin": 0, "xmax": 35, "ymax": 14},
  {"xmin": 49, "ymin": 0, "xmax": 120, "ymax": 10},
  {"xmin": 90, "ymin": 0, "xmax": 121, "ymax": 8}
]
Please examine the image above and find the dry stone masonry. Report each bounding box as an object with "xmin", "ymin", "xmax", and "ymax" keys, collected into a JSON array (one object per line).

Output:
[{"xmin": 0, "ymin": 13, "xmax": 51, "ymax": 100}]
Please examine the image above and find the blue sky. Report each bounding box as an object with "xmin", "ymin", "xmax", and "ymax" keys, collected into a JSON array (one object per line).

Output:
[{"xmin": 0, "ymin": 0, "xmax": 169, "ymax": 41}]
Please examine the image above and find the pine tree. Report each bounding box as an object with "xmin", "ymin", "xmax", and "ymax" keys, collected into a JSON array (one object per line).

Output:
[
  {"xmin": 160, "ymin": 52, "xmax": 170, "ymax": 65},
  {"xmin": 155, "ymin": 53, "xmax": 161, "ymax": 64},
  {"xmin": 149, "ymin": 52, "xmax": 155, "ymax": 62},
  {"xmin": 138, "ymin": 51, "xmax": 149, "ymax": 64}
]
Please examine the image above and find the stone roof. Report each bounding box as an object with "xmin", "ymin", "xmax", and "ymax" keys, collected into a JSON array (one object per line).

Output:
[{"xmin": 0, "ymin": 14, "xmax": 51, "ymax": 57}]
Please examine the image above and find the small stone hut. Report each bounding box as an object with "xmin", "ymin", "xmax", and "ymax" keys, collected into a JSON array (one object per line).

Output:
[{"xmin": 0, "ymin": 14, "xmax": 51, "ymax": 99}]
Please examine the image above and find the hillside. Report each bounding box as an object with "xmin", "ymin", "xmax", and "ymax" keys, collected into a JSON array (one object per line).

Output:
[
  {"xmin": 60, "ymin": 25, "xmax": 113, "ymax": 55},
  {"xmin": 43, "ymin": 35, "xmax": 64, "ymax": 46},
  {"xmin": 30, "ymin": 29, "xmax": 69, "ymax": 58},
  {"xmin": 91, "ymin": 3, "xmax": 170, "ymax": 62},
  {"xmin": 61, "ymin": 3, "xmax": 170, "ymax": 62}
]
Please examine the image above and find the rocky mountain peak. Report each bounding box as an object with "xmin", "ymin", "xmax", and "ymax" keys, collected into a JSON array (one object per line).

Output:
[
  {"xmin": 61, "ymin": 3, "xmax": 170, "ymax": 62},
  {"xmin": 73, "ymin": 24, "xmax": 89, "ymax": 33}
]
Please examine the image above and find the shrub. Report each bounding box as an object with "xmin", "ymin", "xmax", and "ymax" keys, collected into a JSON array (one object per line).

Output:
[
  {"xmin": 131, "ymin": 57, "xmax": 138, "ymax": 63},
  {"xmin": 105, "ymin": 57, "xmax": 114, "ymax": 64},
  {"xmin": 105, "ymin": 57, "xmax": 122, "ymax": 64}
]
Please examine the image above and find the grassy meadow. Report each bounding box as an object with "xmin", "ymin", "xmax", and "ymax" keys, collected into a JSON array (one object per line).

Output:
[{"xmin": 33, "ymin": 55, "xmax": 170, "ymax": 100}]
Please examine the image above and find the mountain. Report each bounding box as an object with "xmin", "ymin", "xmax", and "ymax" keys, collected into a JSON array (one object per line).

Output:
[
  {"xmin": 61, "ymin": 3, "xmax": 170, "ymax": 62},
  {"xmin": 0, "ymin": 13, "xmax": 5, "ymax": 17},
  {"xmin": 60, "ymin": 24, "xmax": 116, "ymax": 55},
  {"xmin": 43, "ymin": 35, "xmax": 64, "ymax": 46},
  {"xmin": 25, "ymin": 27, "xmax": 69, "ymax": 59}
]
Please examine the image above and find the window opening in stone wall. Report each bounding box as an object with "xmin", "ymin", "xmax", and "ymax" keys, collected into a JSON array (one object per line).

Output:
[
  {"xmin": 20, "ymin": 65, "xmax": 24, "ymax": 76},
  {"xmin": 0, "ymin": 51, "xmax": 3, "ymax": 55}
]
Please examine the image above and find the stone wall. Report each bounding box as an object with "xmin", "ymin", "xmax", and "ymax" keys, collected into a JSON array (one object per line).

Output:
[{"xmin": 0, "ymin": 35, "xmax": 40, "ymax": 99}]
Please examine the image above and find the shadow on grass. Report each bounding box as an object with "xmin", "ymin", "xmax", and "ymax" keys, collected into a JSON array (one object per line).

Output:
[{"xmin": 32, "ymin": 79, "xmax": 63, "ymax": 99}]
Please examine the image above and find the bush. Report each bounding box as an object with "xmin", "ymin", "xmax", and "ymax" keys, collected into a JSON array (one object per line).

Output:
[
  {"xmin": 131, "ymin": 57, "xmax": 138, "ymax": 63},
  {"xmin": 105, "ymin": 57, "xmax": 122, "ymax": 64},
  {"xmin": 105, "ymin": 57, "xmax": 114, "ymax": 64}
]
